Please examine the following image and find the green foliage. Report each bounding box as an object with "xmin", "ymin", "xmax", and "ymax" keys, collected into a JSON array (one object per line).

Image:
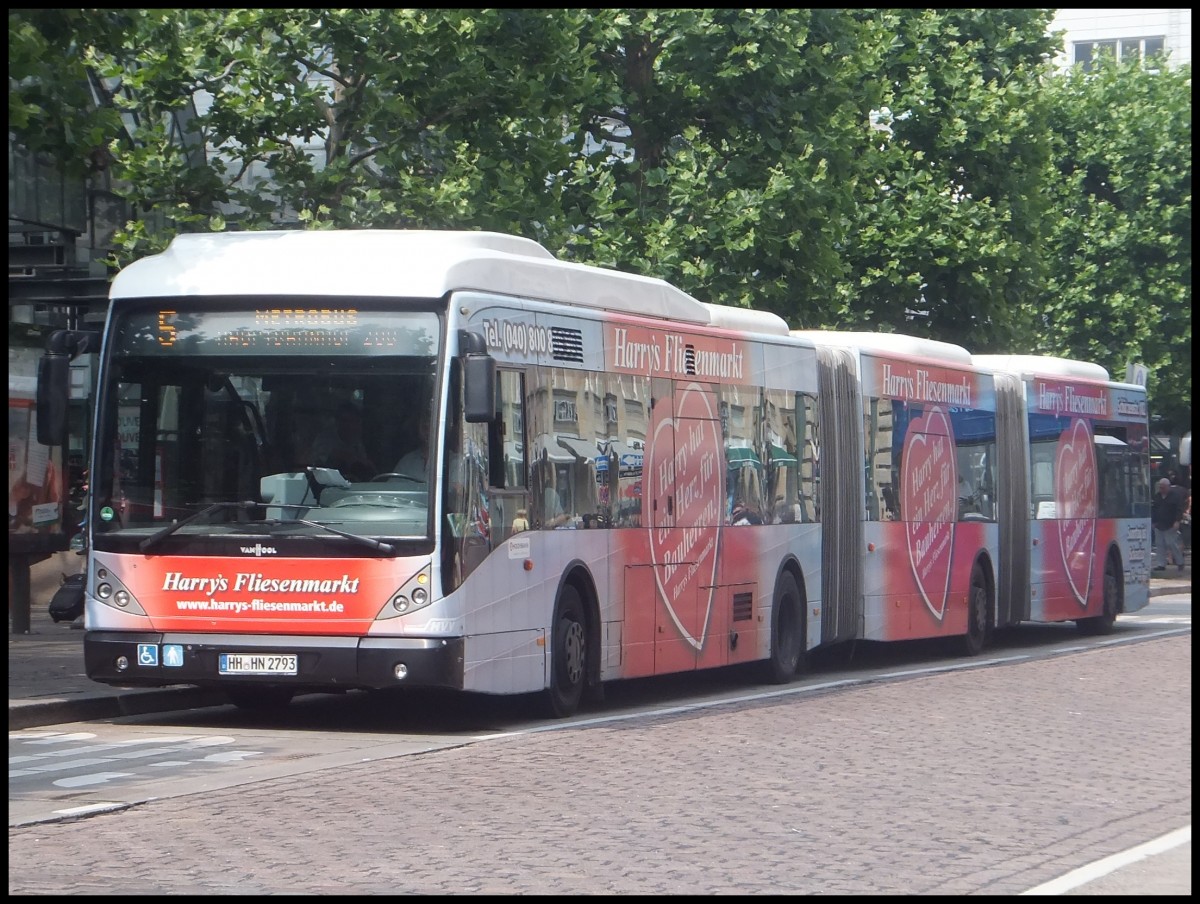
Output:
[
  {"xmin": 7, "ymin": 9, "xmax": 1192, "ymax": 431},
  {"xmin": 8, "ymin": 9, "xmax": 125, "ymax": 177},
  {"xmin": 1038, "ymin": 56, "xmax": 1191, "ymax": 433},
  {"xmin": 837, "ymin": 9, "xmax": 1060, "ymax": 350}
]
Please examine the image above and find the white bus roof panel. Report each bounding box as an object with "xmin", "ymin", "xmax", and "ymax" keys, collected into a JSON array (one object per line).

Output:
[
  {"xmin": 110, "ymin": 229, "xmax": 728, "ymax": 326},
  {"xmin": 704, "ymin": 303, "xmax": 790, "ymax": 336},
  {"xmin": 971, "ymin": 354, "xmax": 1110, "ymax": 382},
  {"xmin": 789, "ymin": 330, "xmax": 973, "ymax": 364}
]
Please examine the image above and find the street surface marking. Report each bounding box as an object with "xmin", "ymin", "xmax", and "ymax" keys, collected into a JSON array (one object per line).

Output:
[{"xmin": 1022, "ymin": 825, "xmax": 1191, "ymax": 894}]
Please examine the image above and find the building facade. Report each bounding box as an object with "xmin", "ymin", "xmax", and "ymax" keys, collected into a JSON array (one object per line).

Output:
[{"xmin": 1049, "ymin": 8, "xmax": 1191, "ymax": 71}]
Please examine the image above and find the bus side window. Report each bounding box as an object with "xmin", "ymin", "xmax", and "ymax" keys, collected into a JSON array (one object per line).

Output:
[
  {"xmin": 490, "ymin": 369, "xmax": 529, "ymax": 544},
  {"xmin": 1032, "ymin": 458, "xmax": 1055, "ymax": 518}
]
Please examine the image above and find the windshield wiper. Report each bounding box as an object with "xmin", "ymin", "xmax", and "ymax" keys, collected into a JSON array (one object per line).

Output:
[
  {"xmin": 140, "ymin": 501, "xmax": 396, "ymax": 555},
  {"xmin": 140, "ymin": 501, "xmax": 249, "ymax": 553},
  {"xmin": 278, "ymin": 516, "xmax": 397, "ymax": 555}
]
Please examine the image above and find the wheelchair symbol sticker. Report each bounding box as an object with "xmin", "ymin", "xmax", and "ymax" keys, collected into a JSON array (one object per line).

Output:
[{"xmin": 137, "ymin": 644, "xmax": 159, "ymax": 667}]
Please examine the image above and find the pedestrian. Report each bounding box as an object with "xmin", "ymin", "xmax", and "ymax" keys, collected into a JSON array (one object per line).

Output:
[
  {"xmin": 1151, "ymin": 477, "xmax": 1186, "ymax": 572},
  {"xmin": 511, "ymin": 507, "xmax": 529, "ymax": 533},
  {"xmin": 1180, "ymin": 486, "xmax": 1192, "ymax": 554}
]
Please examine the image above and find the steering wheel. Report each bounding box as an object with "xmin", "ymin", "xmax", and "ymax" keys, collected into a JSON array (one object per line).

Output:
[{"xmin": 371, "ymin": 472, "xmax": 423, "ymax": 484}]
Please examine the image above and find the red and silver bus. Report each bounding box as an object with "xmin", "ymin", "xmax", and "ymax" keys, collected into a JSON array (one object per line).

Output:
[
  {"xmin": 972, "ymin": 354, "xmax": 1152, "ymax": 632},
  {"xmin": 35, "ymin": 230, "xmax": 1152, "ymax": 716}
]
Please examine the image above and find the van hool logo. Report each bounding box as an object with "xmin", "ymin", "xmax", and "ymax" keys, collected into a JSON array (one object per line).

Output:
[{"xmin": 240, "ymin": 543, "xmax": 278, "ymax": 557}]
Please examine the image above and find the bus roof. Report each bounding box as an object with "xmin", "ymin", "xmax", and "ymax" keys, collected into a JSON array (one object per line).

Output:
[
  {"xmin": 789, "ymin": 330, "xmax": 973, "ymax": 364},
  {"xmin": 971, "ymin": 354, "xmax": 1110, "ymax": 382},
  {"xmin": 109, "ymin": 229, "xmax": 790, "ymax": 335}
]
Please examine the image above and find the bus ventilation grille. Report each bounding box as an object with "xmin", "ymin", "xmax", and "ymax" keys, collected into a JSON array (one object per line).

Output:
[
  {"xmin": 684, "ymin": 345, "xmax": 697, "ymax": 375},
  {"xmin": 551, "ymin": 327, "xmax": 584, "ymax": 363},
  {"xmin": 732, "ymin": 591, "xmax": 754, "ymax": 622}
]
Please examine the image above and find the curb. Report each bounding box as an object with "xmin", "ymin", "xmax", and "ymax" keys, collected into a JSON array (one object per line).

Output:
[{"xmin": 8, "ymin": 687, "xmax": 228, "ymax": 732}]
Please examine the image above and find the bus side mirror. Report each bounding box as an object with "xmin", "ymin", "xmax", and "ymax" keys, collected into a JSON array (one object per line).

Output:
[
  {"xmin": 36, "ymin": 353, "xmax": 71, "ymax": 446},
  {"xmin": 37, "ymin": 328, "xmax": 94, "ymax": 445},
  {"xmin": 460, "ymin": 331, "xmax": 496, "ymax": 423}
]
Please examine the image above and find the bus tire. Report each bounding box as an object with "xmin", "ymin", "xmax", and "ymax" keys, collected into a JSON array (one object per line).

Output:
[
  {"xmin": 762, "ymin": 570, "xmax": 804, "ymax": 684},
  {"xmin": 1077, "ymin": 553, "xmax": 1120, "ymax": 636},
  {"xmin": 544, "ymin": 584, "xmax": 587, "ymax": 718},
  {"xmin": 961, "ymin": 563, "xmax": 989, "ymax": 657},
  {"xmin": 225, "ymin": 684, "xmax": 295, "ymax": 711}
]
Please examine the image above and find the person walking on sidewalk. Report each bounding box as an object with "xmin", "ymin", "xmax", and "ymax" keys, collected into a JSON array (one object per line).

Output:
[{"xmin": 1151, "ymin": 477, "xmax": 1186, "ymax": 572}]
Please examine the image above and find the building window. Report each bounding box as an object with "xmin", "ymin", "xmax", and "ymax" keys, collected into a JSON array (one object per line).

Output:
[
  {"xmin": 1074, "ymin": 36, "xmax": 1166, "ymax": 71},
  {"xmin": 553, "ymin": 397, "xmax": 577, "ymax": 424}
]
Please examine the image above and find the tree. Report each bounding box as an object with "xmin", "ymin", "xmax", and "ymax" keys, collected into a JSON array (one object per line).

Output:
[
  {"xmin": 834, "ymin": 9, "xmax": 1060, "ymax": 351},
  {"xmin": 30, "ymin": 9, "xmax": 595, "ymax": 258},
  {"xmin": 8, "ymin": 8, "xmax": 126, "ymax": 178},
  {"xmin": 1038, "ymin": 55, "xmax": 1192, "ymax": 435},
  {"xmin": 548, "ymin": 8, "xmax": 874, "ymax": 330},
  {"xmin": 7, "ymin": 7, "xmax": 1191, "ymax": 432}
]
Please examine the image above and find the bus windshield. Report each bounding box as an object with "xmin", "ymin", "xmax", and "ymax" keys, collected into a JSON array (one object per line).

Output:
[{"xmin": 91, "ymin": 303, "xmax": 442, "ymax": 552}]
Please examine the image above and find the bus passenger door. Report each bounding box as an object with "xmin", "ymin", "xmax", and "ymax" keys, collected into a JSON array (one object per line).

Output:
[{"xmin": 647, "ymin": 379, "xmax": 724, "ymax": 675}]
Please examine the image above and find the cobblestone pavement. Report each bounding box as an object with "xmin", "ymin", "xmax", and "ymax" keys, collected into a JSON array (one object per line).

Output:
[
  {"xmin": 7, "ymin": 633, "xmax": 1191, "ymax": 895},
  {"xmin": 9, "ymin": 552, "xmax": 1191, "ymax": 893}
]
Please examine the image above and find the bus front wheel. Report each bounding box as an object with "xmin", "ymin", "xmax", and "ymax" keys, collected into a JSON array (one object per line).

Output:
[{"xmin": 544, "ymin": 584, "xmax": 587, "ymax": 718}]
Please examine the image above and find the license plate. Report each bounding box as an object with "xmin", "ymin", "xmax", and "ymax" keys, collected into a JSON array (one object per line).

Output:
[{"xmin": 219, "ymin": 653, "xmax": 298, "ymax": 676}]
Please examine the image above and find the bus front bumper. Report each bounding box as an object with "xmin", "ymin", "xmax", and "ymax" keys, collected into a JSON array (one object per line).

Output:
[{"xmin": 83, "ymin": 631, "xmax": 465, "ymax": 692}]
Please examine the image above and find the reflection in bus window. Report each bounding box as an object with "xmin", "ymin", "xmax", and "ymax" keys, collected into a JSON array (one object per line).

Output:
[{"xmin": 722, "ymin": 385, "xmax": 764, "ymax": 524}]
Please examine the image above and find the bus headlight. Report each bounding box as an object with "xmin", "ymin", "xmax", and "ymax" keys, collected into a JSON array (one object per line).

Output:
[{"xmin": 378, "ymin": 566, "xmax": 434, "ymax": 620}]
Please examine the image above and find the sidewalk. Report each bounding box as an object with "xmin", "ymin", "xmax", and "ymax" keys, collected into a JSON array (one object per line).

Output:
[
  {"xmin": 8, "ymin": 553, "xmax": 226, "ymax": 730},
  {"xmin": 8, "ymin": 553, "xmax": 1193, "ymax": 731}
]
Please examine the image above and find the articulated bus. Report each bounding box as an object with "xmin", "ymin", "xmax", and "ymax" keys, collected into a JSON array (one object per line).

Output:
[{"xmin": 35, "ymin": 230, "xmax": 1152, "ymax": 716}]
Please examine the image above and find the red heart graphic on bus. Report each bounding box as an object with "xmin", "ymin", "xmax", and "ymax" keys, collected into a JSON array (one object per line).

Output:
[
  {"xmin": 1054, "ymin": 418, "xmax": 1098, "ymax": 606},
  {"xmin": 901, "ymin": 407, "xmax": 957, "ymax": 621},
  {"xmin": 646, "ymin": 383, "xmax": 722, "ymax": 649}
]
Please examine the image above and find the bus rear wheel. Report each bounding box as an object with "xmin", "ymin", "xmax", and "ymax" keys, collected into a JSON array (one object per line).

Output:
[
  {"xmin": 762, "ymin": 571, "xmax": 804, "ymax": 684},
  {"xmin": 544, "ymin": 584, "xmax": 587, "ymax": 718},
  {"xmin": 961, "ymin": 563, "xmax": 989, "ymax": 657},
  {"xmin": 1077, "ymin": 554, "xmax": 1120, "ymax": 636}
]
